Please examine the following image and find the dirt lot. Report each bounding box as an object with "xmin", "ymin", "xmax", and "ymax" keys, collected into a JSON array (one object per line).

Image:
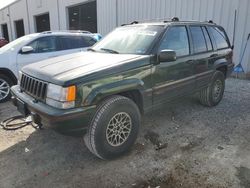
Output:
[{"xmin": 0, "ymin": 78, "xmax": 250, "ymax": 188}]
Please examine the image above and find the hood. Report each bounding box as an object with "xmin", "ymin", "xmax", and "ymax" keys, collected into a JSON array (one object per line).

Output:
[{"xmin": 22, "ymin": 52, "xmax": 146, "ymax": 86}]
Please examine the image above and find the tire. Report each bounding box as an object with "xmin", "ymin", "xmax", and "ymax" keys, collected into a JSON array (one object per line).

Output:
[
  {"xmin": 84, "ymin": 95, "xmax": 141, "ymax": 159},
  {"xmin": 199, "ymin": 71, "xmax": 225, "ymax": 107},
  {"xmin": 0, "ymin": 74, "xmax": 14, "ymax": 103}
]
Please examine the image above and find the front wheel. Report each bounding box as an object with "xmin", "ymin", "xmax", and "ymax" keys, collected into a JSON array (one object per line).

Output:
[
  {"xmin": 84, "ymin": 95, "xmax": 141, "ymax": 159},
  {"xmin": 199, "ymin": 71, "xmax": 225, "ymax": 107},
  {"xmin": 0, "ymin": 74, "xmax": 13, "ymax": 103}
]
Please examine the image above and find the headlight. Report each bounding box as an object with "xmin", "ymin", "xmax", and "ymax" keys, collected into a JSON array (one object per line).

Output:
[{"xmin": 46, "ymin": 84, "xmax": 76, "ymax": 109}]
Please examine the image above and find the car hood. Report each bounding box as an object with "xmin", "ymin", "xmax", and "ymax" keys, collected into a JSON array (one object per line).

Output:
[{"xmin": 22, "ymin": 52, "xmax": 146, "ymax": 86}]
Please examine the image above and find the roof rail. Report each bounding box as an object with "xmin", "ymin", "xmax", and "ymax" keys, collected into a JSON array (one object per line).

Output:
[
  {"xmin": 121, "ymin": 17, "xmax": 173, "ymax": 26},
  {"xmin": 130, "ymin": 21, "xmax": 139, "ymax": 24},
  {"xmin": 121, "ymin": 17, "xmax": 215, "ymax": 26},
  {"xmin": 171, "ymin": 17, "xmax": 179, "ymax": 22},
  {"xmin": 41, "ymin": 30, "xmax": 92, "ymax": 34},
  {"xmin": 207, "ymin": 20, "xmax": 216, "ymax": 24}
]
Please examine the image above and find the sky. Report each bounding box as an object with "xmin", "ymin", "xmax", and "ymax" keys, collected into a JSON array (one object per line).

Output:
[{"xmin": 0, "ymin": 0, "xmax": 18, "ymax": 10}]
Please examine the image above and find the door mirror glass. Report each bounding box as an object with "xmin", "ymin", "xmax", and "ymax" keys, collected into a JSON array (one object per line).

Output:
[
  {"xmin": 21, "ymin": 46, "xmax": 34, "ymax": 54},
  {"xmin": 158, "ymin": 49, "xmax": 176, "ymax": 62}
]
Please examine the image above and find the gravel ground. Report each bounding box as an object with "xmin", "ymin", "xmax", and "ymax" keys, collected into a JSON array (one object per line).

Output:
[{"xmin": 0, "ymin": 78, "xmax": 250, "ymax": 188}]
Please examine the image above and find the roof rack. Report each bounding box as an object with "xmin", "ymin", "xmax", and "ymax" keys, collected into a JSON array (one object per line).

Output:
[
  {"xmin": 121, "ymin": 17, "xmax": 215, "ymax": 26},
  {"xmin": 206, "ymin": 20, "xmax": 216, "ymax": 24},
  {"xmin": 121, "ymin": 17, "xmax": 181, "ymax": 26},
  {"xmin": 121, "ymin": 21, "xmax": 139, "ymax": 26},
  {"xmin": 41, "ymin": 30, "xmax": 92, "ymax": 34},
  {"xmin": 171, "ymin": 17, "xmax": 179, "ymax": 22},
  {"xmin": 121, "ymin": 17, "xmax": 173, "ymax": 26}
]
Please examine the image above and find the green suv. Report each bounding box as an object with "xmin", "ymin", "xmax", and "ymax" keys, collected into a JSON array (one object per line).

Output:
[{"xmin": 11, "ymin": 19, "xmax": 234, "ymax": 159}]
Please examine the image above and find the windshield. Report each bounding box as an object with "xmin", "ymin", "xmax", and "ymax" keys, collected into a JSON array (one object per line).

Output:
[
  {"xmin": 0, "ymin": 35, "xmax": 34, "ymax": 53},
  {"xmin": 92, "ymin": 25, "xmax": 164, "ymax": 55}
]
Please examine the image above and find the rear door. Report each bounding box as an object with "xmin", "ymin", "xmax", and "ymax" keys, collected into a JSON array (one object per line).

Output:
[
  {"xmin": 57, "ymin": 35, "xmax": 97, "ymax": 54},
  {"xmin": 206, "ymin": 26, "xmax": 232, "ymax": 68},
  {"xmin": 152, "ymin": 25, "xmax": 195, "ymax": 107},
  {"xmin": 188, "ymin": 25, "xmax": 215, "ymax": 89}
]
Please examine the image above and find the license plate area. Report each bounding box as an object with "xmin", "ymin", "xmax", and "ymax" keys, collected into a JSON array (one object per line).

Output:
[{"xmin": 17, "ymin": 99, "xmax": 29, "ymax": 117}]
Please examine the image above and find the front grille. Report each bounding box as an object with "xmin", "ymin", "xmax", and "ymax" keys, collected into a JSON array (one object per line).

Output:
[{"xmin": 20, "ymin": 74, "xmax": 48, "ymax": 100}]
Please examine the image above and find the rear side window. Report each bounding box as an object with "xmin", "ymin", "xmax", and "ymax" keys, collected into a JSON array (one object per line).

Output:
[
  {"xmin": 58, "ymin": 36, "xmax": 94, "ymax": 50},
  {"xmin": 159, "ymin": 26, "xmax": 189, "ymax": 57},
  {"xmin": 202, "ymin": 27, "xmax": 213, "ymax": 51},
  {"xmin": 208, "ymin": 26, "xmax": 229, "ymax": 49},
  {"xmin": 190, "ymin": 26, "xmax": 207, "ymax": 53}
]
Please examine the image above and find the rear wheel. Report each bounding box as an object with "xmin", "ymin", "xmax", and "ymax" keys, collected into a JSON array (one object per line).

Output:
[
  {"xmin": 199, "ymin": 71, "xmax": 225, "ymax": 107},
  {"xmin": 0, "ymin": 74, "xmax": 13, "ymax": 103},
  {"xmin": 84, "ymin": 95, "xmax": 141, "ymax": 159}
]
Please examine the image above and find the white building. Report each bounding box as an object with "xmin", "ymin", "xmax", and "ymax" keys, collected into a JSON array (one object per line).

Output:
[{"xmin": 0, "ymin": 0, "xmax": 250, "ymax": 74}]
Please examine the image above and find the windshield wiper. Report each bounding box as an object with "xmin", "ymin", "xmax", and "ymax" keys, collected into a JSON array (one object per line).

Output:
[
  {"xmin": 87, "ymin": 48, "xmax": 96, "ymax": 52},
  {"xmin": 100, "ymin": 48, "xmax": 119, "ymax": 54}
]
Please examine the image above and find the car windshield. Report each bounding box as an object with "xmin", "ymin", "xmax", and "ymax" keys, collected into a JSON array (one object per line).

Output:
[
  {"xmin": 0, "ymin": 35, "xmax": 33, "ymax": 53},
  {"xmin": 92, "ymin": 25, "xmax": 164, "ymax": 55}
]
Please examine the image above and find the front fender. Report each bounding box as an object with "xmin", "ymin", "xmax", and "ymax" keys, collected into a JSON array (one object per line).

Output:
[{"xmin": 82, "ymin": 78, "xmax": 145, "ymax": 106}]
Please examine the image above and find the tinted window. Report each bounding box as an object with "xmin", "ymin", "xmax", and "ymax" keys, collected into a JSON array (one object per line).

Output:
[
  {"xmin": 58, "ymin": 36, "xmax": 94, "ymax": 50},
  {"xmin": 208, "ymin": 26, "xmax": 229, "ymax": 49},
  {"xmin": 190, "ymin": 26, "xmax": 207, "ymax": 53},
  {"xmin": 29, "ymin": 36, "xmax": 57, "ymax": 53},
  {"xmin": 159, "ymin": 26, "xmax": 189, "ymax": 56},
  {"xmin": 202, "ymin": 27, "xmax": 213, "ymax": 51}
]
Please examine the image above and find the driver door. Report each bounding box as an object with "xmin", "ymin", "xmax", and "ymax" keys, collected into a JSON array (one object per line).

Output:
[
  {"xmin": 152, "ymin": 26, "xmax": 195, "ymax": 107},
  {"xmin": 17, "ymin": 36, "xmax": 61, "ymax": 71}
]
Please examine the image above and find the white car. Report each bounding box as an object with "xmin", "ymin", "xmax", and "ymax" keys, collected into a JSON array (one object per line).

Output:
[{"xmin": 0, "ymin": 31, "xmax": 99, "ymax": 102}]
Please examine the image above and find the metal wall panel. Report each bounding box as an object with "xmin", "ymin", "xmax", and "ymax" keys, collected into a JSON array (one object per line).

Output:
[
  {"xmin": 96, "ymin": 0, "xmax": 116, "ymax": 35},
  {"xmin": 97, "ymin": 0, "xmax": 250, "ymax": 72},
  {"xmin": 0, "ymin": 0, "xmax": 249, "ymax": 72}
]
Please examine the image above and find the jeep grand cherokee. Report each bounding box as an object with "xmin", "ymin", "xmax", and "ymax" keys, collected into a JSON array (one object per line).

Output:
[{"xmin": 11, "ymin": 19, "xmax": 234, "ymax": 159}]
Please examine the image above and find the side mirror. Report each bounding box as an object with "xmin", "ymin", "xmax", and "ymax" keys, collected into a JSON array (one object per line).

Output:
[
  {"xmin": 158, "ymin": 49, "xmax": 176, "ymax": 62},
  {"xmin": 21, "ymin": 46, "xmax": 34, "ymax": 54}
]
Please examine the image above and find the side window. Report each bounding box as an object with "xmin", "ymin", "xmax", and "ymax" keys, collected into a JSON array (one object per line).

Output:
[
  {"xmin": 159, "ymin": 26, "xmax": 189, "ymax": 57},
  {"xmin": 58, "ymin": 36, "xmax": 94, "ymax": 50},
  {"xmin": 202, "ymin": 27, "xmax": 213, "ymax": 51},
  {"xmin": 29, "ymin": 37, "xmax": 57, "ymax": 53},
  {"xmin": 190, "ymin": 26, "xmax": 207, "ymax": 53},
  {"xmin": 59, "ymin": 36, "xmax": 81, "ymax": 50},
  {"xmin": 208, "ymin": 26, "xmax": 229, "ymax": 49}
]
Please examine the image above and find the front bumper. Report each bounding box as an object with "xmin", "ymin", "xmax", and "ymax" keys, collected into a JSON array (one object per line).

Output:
[{"xmin": 11, "ymin": 85, "xmax": 96, "ymax": 133}]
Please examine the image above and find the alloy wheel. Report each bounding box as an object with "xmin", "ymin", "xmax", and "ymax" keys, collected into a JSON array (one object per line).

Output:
[
  {"xmin": 0, "ymin": 78, "xmax": 10, "ymax": 101},
  {"xmin": 106, "ymin": 112, "xmax": 132, "ymax": 147}
]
